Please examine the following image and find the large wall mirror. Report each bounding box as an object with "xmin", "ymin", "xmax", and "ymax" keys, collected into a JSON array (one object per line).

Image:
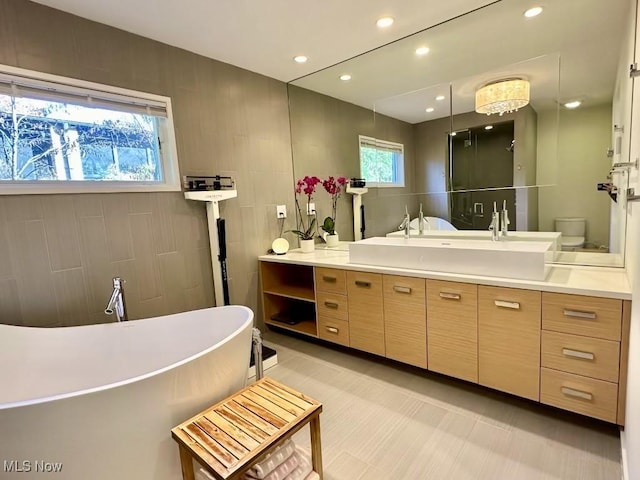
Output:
[{"xmin": 288, "ymin": 0, "xmax": 636, "ymax": 267}]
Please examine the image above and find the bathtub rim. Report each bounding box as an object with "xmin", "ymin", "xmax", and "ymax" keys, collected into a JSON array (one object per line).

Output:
[{"xmin": 0, "ymin": 305, "xmax": 253, "ymax": 411}]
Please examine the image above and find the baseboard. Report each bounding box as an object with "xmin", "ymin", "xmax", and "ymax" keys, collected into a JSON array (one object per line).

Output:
[{"xmin": 621, "ymin": 430, "xmax": 630, "ymax": 480}]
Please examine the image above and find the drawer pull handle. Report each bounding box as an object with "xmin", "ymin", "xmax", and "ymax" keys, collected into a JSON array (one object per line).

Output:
[
  {"xmin": 563, "ymin": 309, "xmax": 597, "ymax": 320},
  {"xmin": 393, "ymin": 286, "xmax": 412, "ymax": 294},
  {"xmin": 440, "ymin": 292, "xmax": 461, "ymax": 300},
  {"xmin": 355, "ymin": 280, "xmax": 371, "ymax": 288},
  {"xmin": 495, "ymin": 300, "xmax": 520, "ymax": 310},
  {"xmin": 322, "ymin": 275, "xmax": 337, "ymax": 283},
  {"xmin": 324, "ymin": 301, "xmax": 339, "ymax": 309},
  {"xmin": 562, "ymin": 348, "xmax": 595, "ymax": 361},
  {"xmin": 561, "ymin": 387, "xmax": 593, "ymax": 401},
  {"xmin": 326, "ymin": 327, "xmax": 339, "ymax": 334}
]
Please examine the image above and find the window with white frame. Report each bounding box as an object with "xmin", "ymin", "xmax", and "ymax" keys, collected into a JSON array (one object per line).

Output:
[
  {"xmin": 0, "ymin": 64, "xmax": 180, "ymax": 194},
  {"xmin": 358, "ymin": 135, "xmax": 405, "ymax": 187}
]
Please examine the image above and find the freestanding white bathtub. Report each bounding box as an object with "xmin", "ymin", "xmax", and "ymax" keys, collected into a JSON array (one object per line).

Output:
[{"xmin": 0, "ymin": 306, "xmax": 253, "ymax": 480}]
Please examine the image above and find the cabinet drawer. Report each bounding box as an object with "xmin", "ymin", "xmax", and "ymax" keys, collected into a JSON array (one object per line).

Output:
[
  {"xmin": 383, "ymin": 275, "xmax": 425, "ymax": 306},
  {"xmin": 315, "ymin": 267, "xmax": 347, "ymax": 294},
  {"xmin": 541, "ymin": 331, "xmax": 620, "ymax": 383},
  {"xmin": 318, "ymin": 317, "xmax": 349, "ymax": 347},
  {"xmin": 316, "ymin": 292, "xmax": 348, "ymax": 321},
  {"xmin": 478, "ymin": 286, "xmax": 541, "ymax": 401},
  {"xmin": 542, "ymin": 292, "xmax": 622, "ymax": 341},
  {"xmin": 540, "ymin": 368, "xmax": 618, "ymax": 423},
  {"xmin": 427, "ymin": 280, "xmax": 478, "ymax": 383}
]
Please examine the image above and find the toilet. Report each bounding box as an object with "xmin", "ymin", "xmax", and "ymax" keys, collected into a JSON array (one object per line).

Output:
[{"xmin": 555, "ymin": 217, "xmax": 586, "ymax": 251}]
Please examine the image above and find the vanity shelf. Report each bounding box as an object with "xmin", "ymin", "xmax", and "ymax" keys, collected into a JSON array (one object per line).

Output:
[{"xmin": 260, "ymin": 262, "xmax": 318, "ymax": 337}]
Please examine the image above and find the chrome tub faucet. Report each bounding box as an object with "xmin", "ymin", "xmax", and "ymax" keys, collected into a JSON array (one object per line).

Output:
[{"xmin": 104, "ymin": 277, "xmax": 128, "ymax": 322}]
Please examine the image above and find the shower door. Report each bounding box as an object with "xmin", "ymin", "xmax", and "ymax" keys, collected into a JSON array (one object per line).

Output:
[{"xmin": 449, "ymin": 121, "xmax": 516, "ymax": 230}]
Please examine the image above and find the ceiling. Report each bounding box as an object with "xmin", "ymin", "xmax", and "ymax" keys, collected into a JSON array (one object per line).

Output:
[
  {"xmin": 31, "ymin": 0, "xmax": 497, "ymax": 82},
  {"xmin": 291, "ymin": 0, "xmax": 630, "ymax": 123}
]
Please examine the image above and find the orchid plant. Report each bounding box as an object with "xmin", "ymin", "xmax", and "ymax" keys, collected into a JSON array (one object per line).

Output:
[
  {"xmin": 321, "ymin": 176, "xmax": 347, "ymax": 235},
  {"xmin": 290, "ymin": 175, "xmax": 321, "ymax": 240}
]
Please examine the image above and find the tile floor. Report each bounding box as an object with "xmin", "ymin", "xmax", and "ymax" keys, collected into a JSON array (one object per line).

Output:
[{"xmin": 259, "ymin": 330, "xmax": 622, "ymax": 480}]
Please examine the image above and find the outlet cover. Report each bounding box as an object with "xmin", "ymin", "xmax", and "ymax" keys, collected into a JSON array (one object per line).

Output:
[
  {"xmin": 276, "ymin": 205, "xmax": 287, "ymax": 218},
  {"xmin": 306, "ymin": 202, "xmax": 316, "ymax": 215}
]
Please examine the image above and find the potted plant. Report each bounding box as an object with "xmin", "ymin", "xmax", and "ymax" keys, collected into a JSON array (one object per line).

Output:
[
  {"xmin": 291, "ymin": 175, "xmax": 321, "ymax": 252},
  {"xmin": 321, "ymin": 176, "xmax": 347, "ymax": 247}
]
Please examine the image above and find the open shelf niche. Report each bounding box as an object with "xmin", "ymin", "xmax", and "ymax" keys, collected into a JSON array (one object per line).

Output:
[{"xmin": 260, "ymin": 262, "xmax": 317, "ymax": 337}]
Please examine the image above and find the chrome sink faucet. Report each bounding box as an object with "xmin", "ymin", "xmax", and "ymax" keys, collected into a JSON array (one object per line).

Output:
[
  {"xmin": 500, "ymin": 200, "xmax": 510, "ymax": 238},
  {"xmin": 418, "ymin": 204, "xmax": 425, "ymax": 235},
  {"xmin": 104, "ymin": 277, "xmax": 128, "ymax": 322},
  {"xmin": 488, "ymin": 202, "xmax": 500, "ymax": 241}
]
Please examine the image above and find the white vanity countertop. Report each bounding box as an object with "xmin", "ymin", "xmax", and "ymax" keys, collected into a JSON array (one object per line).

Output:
[{"xmin": 258, "ymin": 245, "xmax": 632, "ymax": 300}]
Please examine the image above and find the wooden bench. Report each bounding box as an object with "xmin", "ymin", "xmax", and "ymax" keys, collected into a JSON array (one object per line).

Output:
[{"xmin": 171, "ymin": 377, "xmax": 323, "ymax": 480}]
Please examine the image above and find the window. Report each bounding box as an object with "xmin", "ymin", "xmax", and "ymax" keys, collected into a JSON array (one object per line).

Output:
[
  {"xmin": 0, "ymin": 64, "xmax": 180, "ymax": 194},
  {"xmin": 358, "ymin": 135, "xmax": 405, "ymax": 187}
]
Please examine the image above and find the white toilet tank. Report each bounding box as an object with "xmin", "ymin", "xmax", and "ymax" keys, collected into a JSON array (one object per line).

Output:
[{"xmin": 555, "ymin": 217, "xmax": 586, "ymax": 250}]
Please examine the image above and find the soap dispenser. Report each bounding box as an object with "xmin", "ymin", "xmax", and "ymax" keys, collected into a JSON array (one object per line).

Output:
[{"xmin": 418, "ymin": 204, "xmax": 424, "ymax": 235}]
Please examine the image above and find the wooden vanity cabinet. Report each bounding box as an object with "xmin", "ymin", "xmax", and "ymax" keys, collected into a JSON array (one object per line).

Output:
[
  {"xmin": 260, "ymin": 259, "xmax": 630, "ymax": 425},
  {"xmin": 478, "ymin": 285, "xmax": 541, "ymax": 401},
  {"xmin": 427, "ymin": 280, "xmax": 478, "ymax": 383},
  {"xmin": 383, "ymin": 275, "xmax": 427, "ymax": 368},
  {"xmin": 347, "ymin": 271, "xmax": 385, "ymax": 356}
]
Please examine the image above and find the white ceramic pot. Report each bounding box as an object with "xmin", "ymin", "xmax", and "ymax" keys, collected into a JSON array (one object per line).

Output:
[
  {"xmin": 300, "ymin": 239, "xmax": 315, "ymax": 253},
  {"xmin": 326, "ymin": 233, "xmax": 339, "ymax": 247}
]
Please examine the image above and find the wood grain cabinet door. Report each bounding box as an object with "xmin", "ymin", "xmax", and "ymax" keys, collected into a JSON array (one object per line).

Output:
[
  {"xmin": 347, "ymin": 271, "xmax": 384, "ymax": 355},
  {"xmin": 427, "ymin": 280, "xmax": 478, "ymax": 382},
  {"xmin": 478, "ymin": 286, "xmax": 541, "ymax": 401},
  {"xmin": 383, "ymin": 275, "xmax": 427, "ymax": 368}
]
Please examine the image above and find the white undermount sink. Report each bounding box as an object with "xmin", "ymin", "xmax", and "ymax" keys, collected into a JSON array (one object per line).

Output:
[{"xmin": 349, "ymin": 237, "xmax": 554, "ymax": 281}]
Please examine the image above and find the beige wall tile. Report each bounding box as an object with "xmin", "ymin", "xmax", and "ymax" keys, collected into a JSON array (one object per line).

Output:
[
  {"xmin": 53, "ymin": 268, "xmax": 90, "ymax": 325},
  {"xmin": 102, "ymin": 195, "xmax": 134, "ymax": 262},
  {"xmin": 129, "ymin": 213, "xmax": 162, "ymax": 301},
  {"xmin": 42, "ymin": 196, "xmax": 82, "ymax": 271},
  {"xmin": 157, "ymin": 251, "xmax": 188, "ymax": 314},
  {"xmin": 6, "ymin": 220, "xmax": 58, "ymax": 326},
  {"xmin": 0, "ymin": 278, "xmax": 23, "ymax": 325}
]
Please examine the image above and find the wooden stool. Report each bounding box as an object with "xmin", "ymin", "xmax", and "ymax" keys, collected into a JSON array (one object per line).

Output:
[{"xmin": 171, "ymin": 377, "xmax": 323, "ymax": 480}]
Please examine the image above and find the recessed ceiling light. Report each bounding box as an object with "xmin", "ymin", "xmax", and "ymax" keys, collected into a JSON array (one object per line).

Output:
[
  {"xmin": 564, "ymin": 100, "xmax": 582, "ymax": 109},
  {"xmin": 340, "ymin": 74, "xmax": 352, "ymax": 81},
  {"xmin": 376, "ymin": 16, "xmax": 394, "ymax": 28},
  {"xmin": 425, "ymin": 107, "xmax": 435, "ymax": 113},
  {"xmin": 415, "ymin": 46, "xmax": 430, "ymax": 56},
  {"xmin": 485, "ymin": 125, "xmax": 494, "ymax": 130},
  {"xmin": 435, "ymin": 95, "xmax": 446, "ymax": 101},
  {"xmin": 293, "ymin": 55, "xmax": 308, "ymax": 63},
  {"xmin": 524, "ymin": 6, "xmax": 543, "ymax": 18}
]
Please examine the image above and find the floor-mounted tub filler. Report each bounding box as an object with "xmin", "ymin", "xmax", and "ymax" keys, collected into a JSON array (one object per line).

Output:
[{"xmin": 0, "ymin": 306, "xmax": 253, "ymax": 480}]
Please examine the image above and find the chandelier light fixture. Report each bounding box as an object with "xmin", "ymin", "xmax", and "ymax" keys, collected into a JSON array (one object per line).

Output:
[{"xmin": 475, "ymin": 78, "xmax": 530, "ymax": 116}]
